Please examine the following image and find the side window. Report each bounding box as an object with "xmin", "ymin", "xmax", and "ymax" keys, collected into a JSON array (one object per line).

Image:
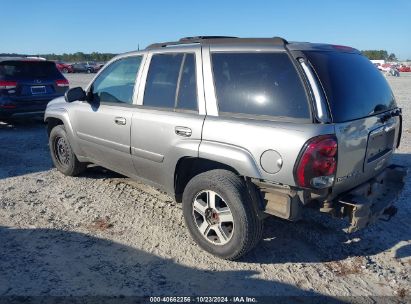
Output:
[
  {"xmin": 211, "ymin": 53, "xmax": 310, "ymax": 119},
  {"xmin": 91, "ymin": 56, "xmax": 142, "ymax": 104},
  {"xmin": 176, "ymin": 54, "xmax": 197, "ymax": 111},
  {"xmin": 143, "ymin": 53, "xmax": 197, "ymax": 111}
]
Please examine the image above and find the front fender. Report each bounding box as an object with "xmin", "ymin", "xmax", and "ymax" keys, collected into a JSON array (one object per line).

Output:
[{"xmin": 44, "ymin": 106, "xmax": 85, "ymax": 159}]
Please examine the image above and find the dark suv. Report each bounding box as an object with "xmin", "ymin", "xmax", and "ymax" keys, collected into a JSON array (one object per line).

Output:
[
  {"xmin": 71, "ymin": 62, "xmax": 99, "ymax": 73},
  {"xmin": 0, "ymin": 58, "xmax": 69, "ymax": 120}
]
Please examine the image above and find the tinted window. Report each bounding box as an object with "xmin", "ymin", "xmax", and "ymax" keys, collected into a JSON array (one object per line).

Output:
[
  {"xmin": 92, "ymin": 56, "xmax": 142, "ymax": 104},
  {"xmin": 143, "ymin": 54, "xmax": 183, "ymax": 108},
  {"xmin": 0, "ymin": 61, "xmax": 62, "ymax": 79},
  {"xmin": 211, "ymin": 53, "xmax": 309, "ymax": 119},
  {"xmin": 305, "ymin": 51, "xmax": 396, "ymax": 122},
  {"xmin": 176, "ymin": 54, "xmax": 197, "ymax": 111}
]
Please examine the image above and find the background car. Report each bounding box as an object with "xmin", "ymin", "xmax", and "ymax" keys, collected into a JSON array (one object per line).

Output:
[
  {"xmin": 55, "ymin": 61, "xmax": 73, "ymax": 73},
  {"xmin": 71, "ymin": 62, "xmax": 93, "ymax": 73},
  {"xmin": 0, "ymin": 57, "xmax": 69, "ymax": 120},
  {"xmin": 398, "ymin": 65, "xmax": 411, "ymax": 72},
  {"xmin": 71, "ymin": 61, "xmax": 101, "ymax": 73}
]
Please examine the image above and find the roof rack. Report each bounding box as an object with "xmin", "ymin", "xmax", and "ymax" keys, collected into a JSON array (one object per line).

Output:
[
  {"xmin": 145, "ymin": 36, "xmax": 237, "ymax": 50},
  {"xmin": 145, "ymin": 36, "xmax": 288, "ymax": 50},
  {"xmin": 179, "ymin": 36, "xmax": 238, "ymax": 42}
]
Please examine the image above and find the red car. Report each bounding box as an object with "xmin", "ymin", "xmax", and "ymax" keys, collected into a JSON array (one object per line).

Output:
[
  {"xmin": 398, "ymin": 65, "xmax": 411, "ymax": 72},
  {"xmin": 55, "ymin": 62, "xmax": 73, "ymax": 73}
]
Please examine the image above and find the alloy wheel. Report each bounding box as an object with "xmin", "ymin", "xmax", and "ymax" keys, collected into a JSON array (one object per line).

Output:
[{"xmin": 192, "ymin": 190, "xmax": 234, "ymax": 245}]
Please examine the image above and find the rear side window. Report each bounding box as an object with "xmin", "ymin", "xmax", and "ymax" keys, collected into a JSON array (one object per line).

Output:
[
  {"xmin": 0, "ymin": 61, "xmax": 62, "ymax": 79},
  {"xmin": 305, "ymin": 51, "xmax": 396, "ymax": 122},
  {"xmin": 211, "ymin": 53, "xmax": 310, "ymax": 119},
  {"xmin": 176, "ymin": 54, "xmax": 197, "ymax": 110},
  {"xmin": 91, "ymin": 56, "xmax": 142, "ymax": 104},
  {"xmin": 143, "ymin": 53, "xmax": 197, "ymax": 111}
]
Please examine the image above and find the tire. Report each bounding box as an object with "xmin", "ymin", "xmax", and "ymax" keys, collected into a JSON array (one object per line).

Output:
[
  {"xmin": 87, "ymin": 69, "xmax": 92, "ymax": 74},
  {"xmin": 182, "ymin": 169, "xmax": 264, "ymax": 260},
  {"xmin": 49, "ymin": 125, "xmax": 86, "ymax": 176},
  {"xmin": 62, "ymin": 68, "xmax": 69, "ymax": 73}
]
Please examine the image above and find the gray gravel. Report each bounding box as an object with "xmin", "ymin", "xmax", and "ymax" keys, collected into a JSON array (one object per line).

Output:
[{"xmin": 0, "ymin": 73, "xmax": 410, "ymax": 297}]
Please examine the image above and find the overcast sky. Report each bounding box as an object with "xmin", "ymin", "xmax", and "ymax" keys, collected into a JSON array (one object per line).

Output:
[{"xmin": 2, "ymin": 0, "xmax": 411, "ymax": 59}]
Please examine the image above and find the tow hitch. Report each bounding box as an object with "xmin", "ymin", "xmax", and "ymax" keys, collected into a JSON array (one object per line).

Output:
[{"xmin": 336, "ymin": 164, "xmax": 407, "ymax": 232}]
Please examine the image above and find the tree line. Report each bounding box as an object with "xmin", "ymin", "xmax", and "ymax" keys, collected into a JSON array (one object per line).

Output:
[
  {"xmin": 0, "ymin": 52, "xmax": 117, "ymax": 62},
  {"xmin": 41, "ymin": 52, "xmax": 117, "ymax": 62},
  {"xmin": 361, "ymin": 50, "xmax": 397, "ymax": 61}
]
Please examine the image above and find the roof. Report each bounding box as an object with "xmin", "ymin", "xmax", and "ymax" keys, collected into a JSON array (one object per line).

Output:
[{"xmin": 0, "ymin": 56, "xmax": 48, "ymax": 62}]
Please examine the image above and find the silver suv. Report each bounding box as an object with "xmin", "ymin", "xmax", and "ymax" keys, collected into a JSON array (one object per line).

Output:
[{"xmin": 45, "ymin": 36, "xmax": 406, "ymax": 260}]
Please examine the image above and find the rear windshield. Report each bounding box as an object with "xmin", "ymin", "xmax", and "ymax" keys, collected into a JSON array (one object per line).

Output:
[
  {"xmin": 305, "ymin": 51, "xmax": 396, "ymax": 122},
  {"xmin": 0, "ymin": 61, "xmax": 62, "ymax": 79},
  {"xmin": 211, "ymin": 52, "xmax": 310, "ymax": 120}
]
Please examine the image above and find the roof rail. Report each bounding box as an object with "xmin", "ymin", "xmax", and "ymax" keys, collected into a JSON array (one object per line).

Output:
[
  {"xmin": 145, "ymin": 36, "xmax": 238, "ymax": 50},
  {"xmin": 179, "ymin": 36, "xmax": 238, "ymax": 42},
  {"xmin": 272, "ymin": 37, "xmax": 289, "ymax": 44}
]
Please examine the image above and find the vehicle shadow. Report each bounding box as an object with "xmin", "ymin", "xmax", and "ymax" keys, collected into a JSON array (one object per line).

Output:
[
  {"xmin": 80, "ymin": 165, "xmax": 126, "ymax": 180},
  {"xmin": 0, "ymin": 226, "xmax": 342, "ymax": 301},
  {"xmin": 0, "ymin": 118, "xmax": 52, "ymax": 179},
  {"xmin": 241, "ymin": 153, "xmax": 411, "ymax": 264}
]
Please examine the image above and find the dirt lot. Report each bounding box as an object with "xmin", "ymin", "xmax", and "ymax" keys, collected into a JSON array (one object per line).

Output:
[{"xmin": 0, "ymin": 73, "xmax": 410, "ymax": 298}]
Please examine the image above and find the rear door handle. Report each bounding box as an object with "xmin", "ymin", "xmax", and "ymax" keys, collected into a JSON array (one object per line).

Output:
[
  {"xmin": 175, "ymin": 126, "xmax": 192, "ymax": 137},
  {"xmin": 114, "ymin": 117, "xmax": 126, "ymax": 125}
]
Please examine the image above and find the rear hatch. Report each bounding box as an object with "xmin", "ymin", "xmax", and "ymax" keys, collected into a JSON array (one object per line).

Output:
[
  {"xmin": 304, "ymin": 50, "xmax": 401, "ymax": 196},
  {"xmin": 0, "ymin": 60, "xmax": 68, "ymax": 107}
]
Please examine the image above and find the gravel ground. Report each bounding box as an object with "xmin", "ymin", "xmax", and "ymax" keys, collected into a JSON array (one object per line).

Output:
[{"xmin": 0, "ymin": 73, "xmax": 410, "ymax": 298}]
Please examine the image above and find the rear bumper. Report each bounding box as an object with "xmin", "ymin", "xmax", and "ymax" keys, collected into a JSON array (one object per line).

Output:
[
  {"xmin": 0, "ymin": 106, "xmax": 47, "ymax": 119},
  {"xmin": 0, "ymin": 97, "xmax": 57, "ymax": 118},
  {"xmin": 334, "ymin": 164, "xmax": 407, "ymax": 232}
]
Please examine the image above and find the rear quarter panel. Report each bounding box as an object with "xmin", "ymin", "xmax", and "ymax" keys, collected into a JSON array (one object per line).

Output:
[{"xmin": 200, "ymin": 116, "xmax": 335, "ymax": 186}]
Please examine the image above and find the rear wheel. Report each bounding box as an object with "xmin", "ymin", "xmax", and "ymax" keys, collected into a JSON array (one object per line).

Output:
[
  {"xmin": 182, "ymin": 169, "xmax": 263, "ymax": 260},
  {"xmin": 49, "ymin": 125, "xmax": 86, "ymax": 176}
]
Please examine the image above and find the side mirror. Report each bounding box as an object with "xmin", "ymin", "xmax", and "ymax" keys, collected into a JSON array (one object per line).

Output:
[{"xmin": 65, "ymin": 87, "xmax": 86, "ymax": 103}]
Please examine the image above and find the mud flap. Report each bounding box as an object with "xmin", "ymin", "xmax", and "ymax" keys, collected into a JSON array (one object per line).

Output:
[{"xmin": 337, "ymin": 164, "xmax": 407, "ymax": 233}]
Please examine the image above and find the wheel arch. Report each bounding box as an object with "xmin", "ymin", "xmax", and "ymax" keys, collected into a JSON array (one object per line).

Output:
[
  {"xmin": 45, "ymin": 109, "xmax": 85, "ymax": 159},
  {"xmin": 174, "ymin": 156, "xmax": 256, "ymax": 203}
]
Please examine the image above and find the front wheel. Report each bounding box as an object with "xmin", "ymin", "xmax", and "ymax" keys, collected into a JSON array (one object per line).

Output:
[
  {"xmin": 49, "ymin": 125, "xmax": 86, "ymax": 176},
  {"xmin": 182, "ymin": 169, "xmax": 263, "ymax": 260}
]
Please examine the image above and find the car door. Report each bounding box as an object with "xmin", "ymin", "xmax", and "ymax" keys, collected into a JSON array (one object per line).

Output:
[
  {"xmin": 69, "ymin": 55, "xmax": 144, "ymax": 176},
  {"xmin": 130, "ymin": 46, "xmax": 206, "ymax": 191}
]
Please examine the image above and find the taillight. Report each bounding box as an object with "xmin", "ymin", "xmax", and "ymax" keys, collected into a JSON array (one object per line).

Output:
[
  {"xmin": 295, "ymin": 135, "xmax": 338, "ymax": 189},
  {"xmin": 56, "ymin": 79, "xmax": 69, "ymax": 87},
  {"xmin": 0, "ymin": 81, "xmax": 17, "ymax": 89}
]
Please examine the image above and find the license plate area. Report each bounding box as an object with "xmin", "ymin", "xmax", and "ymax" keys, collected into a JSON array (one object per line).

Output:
[
  {"xmin": 366, "ymin": 125, "xmax": 395, "ymax": 164},
  {"xmin": 31, "ymin": 86, "xmax": 46, "ymax": 95}
]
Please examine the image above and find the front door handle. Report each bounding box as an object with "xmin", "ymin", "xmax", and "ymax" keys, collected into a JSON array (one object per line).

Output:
[
  {"xmin": 175, "ymin": 126, "xmax": 192, "ymax": 137},
  {"xmin": 114, "ymin": 117, "xmax": 126, "ymax": 125}
]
